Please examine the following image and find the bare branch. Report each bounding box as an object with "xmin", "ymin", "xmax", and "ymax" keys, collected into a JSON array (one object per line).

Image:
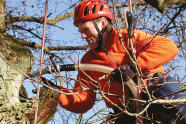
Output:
[
  {"xmin": 5, "ymin": 11, "xmax": 75, "ymax": 29},
  {"xmin": 163, "ymin": 4, "xmax": 185, "ymax": 34}
]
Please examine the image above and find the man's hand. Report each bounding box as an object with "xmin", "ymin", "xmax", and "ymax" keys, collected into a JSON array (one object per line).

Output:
[
  {"xmin": 111, "ymin": 63, "xmax": 136, "ymax": 83},
  {"xmin": 32, "ymin": 77, "xmax": 61, "ymax": 99}
]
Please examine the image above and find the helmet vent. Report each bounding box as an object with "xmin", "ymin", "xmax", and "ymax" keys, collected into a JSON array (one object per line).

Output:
[
  {"xmin": 75, "ymin": 5, "xmax": 81, "ymax": 16},
  {"xmin": 92, "ymin": 4, "xmax": 96, "ymax": 14},
  {"xmin": 84, "ymin": 6, "xmax": 88, "ymax": 16},
  {"xmin": 100, "ymin": 4, "xmax": 104, "ymax": 11}
]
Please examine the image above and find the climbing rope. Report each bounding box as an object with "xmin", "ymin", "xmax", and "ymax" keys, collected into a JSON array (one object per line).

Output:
[
  {"xmin": 123, "ymin": 1, "xmax": 143, "ymax": 123},
  {"xmin": 34, "ymin": 0, "xmax": 48, "ymax": 123}
]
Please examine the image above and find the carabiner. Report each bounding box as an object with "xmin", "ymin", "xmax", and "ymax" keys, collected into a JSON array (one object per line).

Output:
[{"xmin": 126, "ymin": 11, "xmax": 136, "ymax": 38}]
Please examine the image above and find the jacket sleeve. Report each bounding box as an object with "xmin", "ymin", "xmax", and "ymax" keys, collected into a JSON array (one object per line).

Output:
[
  {"xmin": 56, "ymin": 70, "xmax": 97, "ymax": 113},
  {"xmin": 134, "ymin": 30, "xmax": 178, "ymax": 74}
]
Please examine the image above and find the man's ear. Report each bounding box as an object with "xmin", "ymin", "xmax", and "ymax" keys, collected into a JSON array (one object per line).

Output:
[{"xmin": 101, "ymin": 17, "xmax": 107, "ymax": 29}]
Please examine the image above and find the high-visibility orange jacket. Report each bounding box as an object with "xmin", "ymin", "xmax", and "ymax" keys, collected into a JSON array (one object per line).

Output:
[{"xmin": 57, "ymin": 27, "xmax": 178, "ymax": 113}]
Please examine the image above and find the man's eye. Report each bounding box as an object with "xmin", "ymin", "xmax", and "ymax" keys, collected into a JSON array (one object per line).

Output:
[{"xmin": 83, "ymin": 29, "xmax": 88, "ymax": 32}]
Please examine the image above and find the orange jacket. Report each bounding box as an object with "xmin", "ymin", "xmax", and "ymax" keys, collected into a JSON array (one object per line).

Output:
[{"xmin": 57, "ymin": 27, "xmax": 178, "ymax": 113}]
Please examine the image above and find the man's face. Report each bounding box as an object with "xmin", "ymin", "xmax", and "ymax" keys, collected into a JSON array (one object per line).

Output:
[{"xmin": 78, "ymin": 21, "xmax": 100, "ymax": 50}]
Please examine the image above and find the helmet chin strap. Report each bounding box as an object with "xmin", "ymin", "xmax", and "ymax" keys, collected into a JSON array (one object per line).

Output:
[{"xmin": 92, "ymin": 20, "xmax": 106, "ymax": 51}]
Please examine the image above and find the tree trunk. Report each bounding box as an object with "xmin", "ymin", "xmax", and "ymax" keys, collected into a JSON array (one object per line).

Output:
[
  {"xmin": 0, "ymin": 0, "xmax": 35, "ymax": 123},
  {"xmin": 0, "ymin": 35, "xmax": 34, "ymax": 123},
  {"xmin": 0, "ymin": 36, "xmax": 59, "ymax": 123}
]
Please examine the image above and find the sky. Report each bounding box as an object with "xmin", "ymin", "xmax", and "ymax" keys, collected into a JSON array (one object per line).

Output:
[{"xmin": 6, "ymin": 0, "xmax": 186, "ymax": 123}]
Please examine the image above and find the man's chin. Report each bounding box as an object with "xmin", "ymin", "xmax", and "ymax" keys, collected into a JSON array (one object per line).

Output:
[{"xmin": 89, "ymin": 45, "xmax": 98, "ymax": 50}]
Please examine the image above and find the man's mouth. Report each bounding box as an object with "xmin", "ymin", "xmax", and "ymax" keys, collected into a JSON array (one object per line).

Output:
[{"xmin": 87, "ymin": 39, "xmax": 92, "ymax": 44}]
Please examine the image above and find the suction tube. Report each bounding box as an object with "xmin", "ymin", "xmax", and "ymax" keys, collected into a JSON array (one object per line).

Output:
[
  {"xmin": 47, "ymin": 64, "xmax": 138, "ymax": 98},
  {"xmin": 47, "ymin": 64, "xmax": 113, "ymax": 73}
]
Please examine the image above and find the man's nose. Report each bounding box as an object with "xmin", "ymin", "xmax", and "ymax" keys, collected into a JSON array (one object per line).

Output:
[{"xmin": 81, "ymin": 33, "xmax": 87, "ymax": 39}]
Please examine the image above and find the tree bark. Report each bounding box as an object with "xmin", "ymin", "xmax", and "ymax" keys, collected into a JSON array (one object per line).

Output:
[
  {"xmin": 0, "ymin": 0, "xmax": 32, "ymax": 123},
  {"xmin": 144, "ymin": 0, "xmax": 186, "ymax": 13},
  {"xmin": 0, "ymin": 0, "xmax": 6, "ymax": 30},
  {"xmin": 0, "ymin": 34, "xmax": 34, "ymax": 123}
]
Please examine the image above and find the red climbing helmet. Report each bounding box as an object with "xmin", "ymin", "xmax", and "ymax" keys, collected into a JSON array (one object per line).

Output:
[{"xmin": 74, "ymin": 0, "xmax": 114, "ymax": 26}]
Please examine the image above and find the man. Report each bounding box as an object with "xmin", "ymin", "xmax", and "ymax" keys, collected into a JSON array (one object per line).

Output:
[{"xmin": 34, "ymin": 0, "xmax": 181, "ymax": 123}]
